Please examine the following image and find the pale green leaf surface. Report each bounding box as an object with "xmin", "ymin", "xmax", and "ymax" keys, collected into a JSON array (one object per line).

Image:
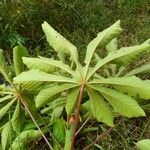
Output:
[
  {"xmin": 0, "ymin": 95, "xmax": 12, "ymax": 103},
  {"xmin": 41, "ymin": 97, "xmax": 65, "ymax": 114},
  {"xmin": 85, "ymin": 20, "xmax": 122, "ymax": 66},
  {"xmin": 142, "ymin": 39, "xmax": 150, "ymax": 45},
  {"xmin": 23, "ymin": 57, "xmax": 55, "ymax": 73},
  {"xmin": 0, "ymin": 49, "xmax": 12, "ymax": 82},
  {"xmin": 66, "ymin": 87, "xmax": 80, "ymax": 115},
  {"xmin": 14, "ymin": 69, "xmax": 78, "ymax": 84},
  {"xmin": 13, "ymin": 45, "xmax": 28, "ymax": 75},
  {"xmin": 112, "ymin": 44, "xmax": 150, "ymax": 65},
  {"xmin": 106, "ymin": 38, "xmax": 118, "ymax": 53},
  {"xmin": 87, "ymin": 44, "xmax": 150, "ymax": 80},
  {"xmin": 36, "ymin": 83, "xmax": 78, "ymax": 108},
  {"xmin": 0, "ymin": 98, "xmax": 16, "ymax": 120},
  {"xmin": 84, "ymin": 20, "xmax": 122, "ymax": 78},
  {"xmin": 90, "ymin": 76, "xmax": 150, "ymax": 99},
  {"xmin": 126, "ymin": 64, "xmax": 150, "ymax": 76},
  {"xmin": 38, "ymin": 56, "xmax": 76, "ymax": 76},
  {"xmin": 51, "ymin": 106, "xmax": 64, "ymax": 122},
  {"xmin": 87, "ymin": 88, "xmax": 114, "ymax": 126},
  {"xmin": 11, "ymin": 101, "xmax": 24, "ymax": 133},
  {"xmin": 89, "ymin": 85, "xmax": 145, "ymax": 117},
  {"xmin": 42, "ymin": 21, "xmax": 78, "ymax": 64},
  {"xmin": 136, "ymin": 139, "xmax": 150, "ymax": 150}
]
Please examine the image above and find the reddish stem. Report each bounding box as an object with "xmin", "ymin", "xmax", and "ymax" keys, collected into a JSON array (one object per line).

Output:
[{"xmin": 70, "ymin": 84, "xmax": 85, "ymax": 150}]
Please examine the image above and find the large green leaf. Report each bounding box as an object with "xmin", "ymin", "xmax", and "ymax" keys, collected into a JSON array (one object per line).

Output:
[
  {"xmin": 90, "ymin": 76, "xmax": 150, "ymax": 99},
  {"xmin": 89, "ymin": 85, "xmax": 145, "ymax": 117},
  {"xmin": 11, "ymin": 130, "xmax": 41, "ymax": 150},
  {"xmin": 11, "ymin": 101, "xmax": 24, "ymax": 133},
  {"xmin": 0, "ymin": 98, "xmax": 16, "ymax": 120},
  {"xmin": 42, "ymin": 21, "xmax": 78, "ymax": 64},
  {"xmin": 36, "ymin": 83, "xmax": 78, "ymax": 108},
  {"xmin": 84, "ymin": 20, "xmax": 122, "ymax": 78},
  {"xmin": 14, "ymin": 69, "xmax": 78, "ymax": 84},
  {"xmin": 126, "ymin": 64, "xmax": 150, "ymax": 76},
  {"xmin": 0, "ymin": 49, "xmax": 12, "ymax": 82},
  {"xmin": 23, "ymin": 57, "xmax": 55, "ymax": 73},
  {"xmin": 87, "ymin": 44, "xmax": 150, "ymax": 80},
  {"xmin": 65, "ymin": 87, "xmax": 80, "ymax": 116},
  {"xmin": 136, "ymin": 139, "xmax": 150, "ymax": 150},
  {"xmin": 23, "ymin": 56, "xmax": 76, "ymax": 76},
  {"xmin": 87, "ymin": 88, "xmax": 114, "ymax": 126},
  {"xmin": 13, "ymin": 45, "xmax": 29, "ymax": 75}
]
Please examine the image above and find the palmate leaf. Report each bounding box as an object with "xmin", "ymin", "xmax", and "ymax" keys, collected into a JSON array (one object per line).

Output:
[
  {"xmin": 88, "ymin": 85, "xmax": 145, "ymax": 117},
  {"xmin": 66, "ymin": 87, "xmax": 80, "ymax": 116},
  {"xmin": 126, "ymin": 64, "xmax": 150, "ymax": 76},
  {"xmin": 13, "ymin": 45, "xmax": 29, "ymax": 75},
  {"xmin": 87, "ymin": 88, "xmax": 114, "ymax": 126},
  {"xmin": 11, "ymin": 130, "xmax": 41, "ymax": 150},
  {"xmin": 90, "ymin": 76, "xmax": 150, "ymax": 99},
  {"xmin": 11, "ymin": 100, "xmax": 24, "ymax": 133},
  {"xmin": 0, "ymin": 49, "xmax": 12, "ymax": 82},
  {"xmin": 87, "ymin": 44, "xmax": 150, "ymax": 80},
  {"xmin": 136, "ymin": 139, "xmax": 150, "ymax": 150},
  {"xmin": 0, "ymin": 98, "xmax": 16, "ymax": 120},
  {"xmin": 42, "ymin": 21, "xmax": 79, "ymax": 64},
  {"xmin": 84, "ymin": 20, "xmax": 122, "ymax": 78},
  {"xmin": 36, "ymin": 83, "xmax": 79, "ymax": 108},
  {"xmin": 23, "ymin": 56, "xmax": 76, "ymax": 76},
  {"xmin": 14, "ymin": 69, "xmax": 78, "ymax": 84}
]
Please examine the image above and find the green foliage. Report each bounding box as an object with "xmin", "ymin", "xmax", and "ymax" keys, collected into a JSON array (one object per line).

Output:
[
  {"xmin": 1, "ymin": 18, "xmax": 150, "ymax": 149},
  {"xmin": 87, "ymin": 88, "xmax": 114, "ymax": 126},
  {"xmin": 13, "ymin": 21, "xmax": 150, "ymax": 149},
  {"xmin": 0, "ymin": 47, "xmax": 42, "ymax": 150},
  {"xmin": 13, "ymin": 45, "xmax": 29, "ymax": 75},
  {"xmin": 11, "ymin": 130, "xmax": 41, "ymax": 150},
  {"xmin": 136, "ymin": 139, "xmax": 150, "ymax": 150}
]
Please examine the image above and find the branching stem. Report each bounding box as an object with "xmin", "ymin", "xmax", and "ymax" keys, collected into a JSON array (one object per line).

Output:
[{"xmin": 19, "ymin": 95, "xmax": 53, "ymax": 150}]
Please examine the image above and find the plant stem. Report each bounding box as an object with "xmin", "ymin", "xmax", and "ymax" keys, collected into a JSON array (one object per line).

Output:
[
  {"xmin": 19, "ymin": 95, "xmax": 53, "ymax": 150},
  {"xmin": 70, "ymin": 84, "xmax": 85, "ymax": 150}
]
